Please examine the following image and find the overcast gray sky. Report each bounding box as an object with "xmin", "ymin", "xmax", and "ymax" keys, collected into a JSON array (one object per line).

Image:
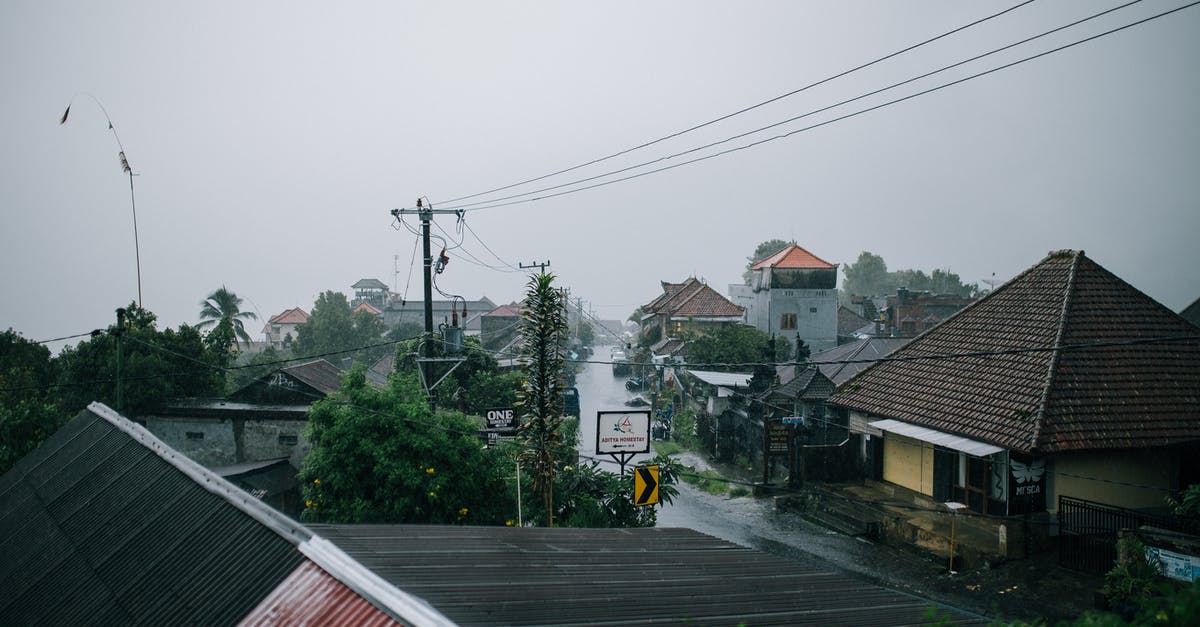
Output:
[{"xmin": 3, "ymin": 1, "xmax": 1198, "ymax": 350}]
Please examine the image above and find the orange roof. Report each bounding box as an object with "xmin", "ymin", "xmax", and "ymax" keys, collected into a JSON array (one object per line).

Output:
[
  {"xmin": 751, "ymin": 244, "xmax": 836, "ymax": 270},
  {"xmin": 353, "ymin": 301, "xmax": 382, "ymax": 315},
  {"xmin": 268, "ymin": 307, "xmax": 309, "ymax": 325}
]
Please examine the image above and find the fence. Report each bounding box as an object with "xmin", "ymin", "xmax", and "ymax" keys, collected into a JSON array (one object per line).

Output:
[{"xmin": 1058, "ymin": 495, "xmax": 1200, "ymax": 574}]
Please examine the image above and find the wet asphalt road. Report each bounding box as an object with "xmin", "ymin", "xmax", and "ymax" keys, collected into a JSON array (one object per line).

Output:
[{"xmin": 572, "ymin": 346, "xmax": 984, "ymax": 619}]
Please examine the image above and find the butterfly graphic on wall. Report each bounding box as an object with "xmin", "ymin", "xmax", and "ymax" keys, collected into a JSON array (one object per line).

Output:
[{"xmin": 1010, "ymin": 459, "xmax": 1045, "ymax": 484}]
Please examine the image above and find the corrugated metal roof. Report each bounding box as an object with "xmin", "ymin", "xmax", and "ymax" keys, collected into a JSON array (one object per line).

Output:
[
  {"xmin": 0, "ymin": 403, "xmax": 455, "ymax": 627},
  {"xmin": 685, "ymin": 369, "xmax": 753, "ymax": 388},
  {"xmin": 309, "ymin": 524, "xmax": 985, "ymax": 627},
  {"xmin": 871, "ymin": 419, "xmax": 1004, "ymax": 457}
]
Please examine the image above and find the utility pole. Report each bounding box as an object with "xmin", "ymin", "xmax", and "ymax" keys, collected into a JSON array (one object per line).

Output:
[
  {"xmin": 114, "ymin": 307, "xmax": 125, "ymax": 411},
  {"xmin": 519, "ymin": 260, "xmax": 551, "ymax": 272},
  {"xmin": 391, "ymin": 199, "xmax": 463, "ymax": 406}
]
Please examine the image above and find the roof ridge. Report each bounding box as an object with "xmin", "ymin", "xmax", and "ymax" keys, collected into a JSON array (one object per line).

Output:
[{"xmin": 1028, "ymin": 250, "xmax": 1081, "ymax": 453}]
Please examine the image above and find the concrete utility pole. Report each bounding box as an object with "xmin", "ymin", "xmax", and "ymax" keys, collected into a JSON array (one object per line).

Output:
[{"xmin": 391, "ymin": 199, "xmax": 464, "ymax": 406}]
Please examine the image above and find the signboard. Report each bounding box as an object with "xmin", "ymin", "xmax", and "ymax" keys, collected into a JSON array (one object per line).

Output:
[
  {"xmin": 1146, "ymin": 545, "xmax": 1200, "ymax": 583},
  {"xmin": 596, "ymin": 411, "xmax": 651, "ymax": 454},
  {"xmin": 486, "ymin": 408, "xmax": 517, "ymax": 431},
  {"xmin": 768, "ymin": 421, "xmax": 790, "ymax": 455},
  {"xmin": 633, "ymin": 464, "xmax": 660, "ymax": 506},
  {"xmin": 781, "ymin": 416, "xmax": 804, "ymax": 425}
]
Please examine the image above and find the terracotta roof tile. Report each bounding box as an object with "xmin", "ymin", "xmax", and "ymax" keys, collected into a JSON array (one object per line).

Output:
[
  {"xmin": 268, "ymin": 307, "xmax": 309, "ymax": 325},
  {"xmin": 642, "ymin": 278, "xmax": 743, "ymax": 319},
  {"xmin": 829, "ymin": 250, "xmax": 1200, "ymax": 454},
  {"xmin": 751, "ymin": 244, "xmax": 836, "ymax": 270}
]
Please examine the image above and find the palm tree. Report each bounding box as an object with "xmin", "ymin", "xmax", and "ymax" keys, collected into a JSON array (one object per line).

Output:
[{"xmin": 197, "ymin": 286, "xmax": 257, "ymax": 350}]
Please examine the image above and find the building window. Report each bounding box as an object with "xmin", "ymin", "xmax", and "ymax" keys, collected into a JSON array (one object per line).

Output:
[
  {"xmin": 185, "ymin": 432, "xmax": 204, "ymax": 441},
  {"xmin": 809, "ymin": 307, "xmax": 818, "ymax": 313},
  {"xmin": 278, "ymin": 434, "xmax": 298, "ymax": 446},
  {"xmin": 780, "ymin": 313, "xmax": 797, "ymax": 330}
]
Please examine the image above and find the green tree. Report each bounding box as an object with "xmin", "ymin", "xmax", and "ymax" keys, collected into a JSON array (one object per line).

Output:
[
  {"xmin": 842, "ymin": 251, "xmax": 891, "ymax": 296},
  {"xmin": 54, "ymin": 303, "xmax": 226, "ymax": 415},
  {"xmin": 685, "ymin": 324, "xmax": 774, "ymax": 372},
  {"xmin": 517, "ymin": 273, "xmax": 569, "ymax": 526},
  {"xmin": 293, "ymin": 291, "xmax": 388, "ymax": 365},
  {"xmin": 577, "ymin": 321, "xmax": 595, "ymax": 347},
  {"xmin": 743, "ymin": 238, "xmax": 791, "ymax": 284},
  {"xmin": 196, "ymin": 286, "xmax": 258, "ymax": 350},
  {"xmin": 551, "ymin": 456, "xmax": 680, "ymax": 528},
  {"xmin": 299, "ymin": 369, "xmax": 511, "ymax": 524},
  {"xmin": 0, "ymin": 329, "xmax": 68, "ymax": 474}
]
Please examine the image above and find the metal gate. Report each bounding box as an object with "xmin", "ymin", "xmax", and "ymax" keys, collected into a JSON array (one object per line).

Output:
[{"xmin": 1058, "ymin": 495, "xmax": 1200, "ymax": 574}]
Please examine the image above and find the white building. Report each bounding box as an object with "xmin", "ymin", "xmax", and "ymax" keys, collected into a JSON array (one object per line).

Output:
[{"xmin": 729, "ymin": 243, "xmax": 838, "ymax": 352}]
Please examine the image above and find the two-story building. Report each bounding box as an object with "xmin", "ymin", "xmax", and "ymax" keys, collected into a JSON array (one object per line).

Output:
[{"xmin": 730, "ymin": 244, "xmax": 838, "ymax": 352}]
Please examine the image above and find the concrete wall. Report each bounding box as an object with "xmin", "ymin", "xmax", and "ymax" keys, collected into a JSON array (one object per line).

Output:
[
  {"xmin": 144, "ymin": 415, "xmax": 310, "ymax": 468},
  {"xmin": 145, "ymin": 416, "xmax": 238, "ymax": 467},
  {"xmin": 727, "ymin": 284, "xmax": 837, "ymax": 352},
  {"xmin": 884, "ymin": 434, "xmax": 934, "ymax": 496},
  {"xmin": 1050, "ymin": 448, "xmax": 1180, "ymax": 512}
]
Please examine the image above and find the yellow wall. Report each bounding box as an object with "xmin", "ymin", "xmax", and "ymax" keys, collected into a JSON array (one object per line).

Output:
[
  {"xmin": 883, "ymin": 434, "xmax": 934, "ymax": 496},
  {"xmin": 1051, "ymin": 449, "xmax": 1179, "ymax": 512}
]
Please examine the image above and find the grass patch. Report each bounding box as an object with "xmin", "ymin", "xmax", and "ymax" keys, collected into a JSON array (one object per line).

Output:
[
  {"xmin": 681, "ymin": 468, "xmax": 728, "ymax": 495},
  {"xmin": 652, "ymin": 441, "xmax": 685, "ymax": 456},
  {"xmin": 728, "ymin": 486, "xmax": 751, "ymax": 498}
]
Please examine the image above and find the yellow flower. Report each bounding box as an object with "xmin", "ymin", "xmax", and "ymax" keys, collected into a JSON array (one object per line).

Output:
[
  {"xmin": 428, "ymin": 491, "xmax": 436, "ymax": 498},
  {"xmin": 458, "ymin": 507, "xmax": 469, "ymax": 516},
  {"xmin": 564, "ymin": 466, "xmax": 573, "ymax": 471},
  {"xmin": 505, "ymin": 520, "xmax": 514, "ymax": 527},
  {"xmin": 426, "ymin": 467, "xmax": 435, "ymax": 475},
  {"xmin": 313, "ymin": 478, "xmax": 320, "ymax": 485},
  {"xmin": 306, "ymin": 500, "xmax": 312, "ymax": 507}
]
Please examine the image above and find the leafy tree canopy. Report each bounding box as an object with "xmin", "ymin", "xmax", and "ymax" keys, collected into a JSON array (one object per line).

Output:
[
  {"xmin": 685, "ymin": 324, "xmax": 776, "ymax": 371},
  {"xmin": 54, "ymin": 303, "xmax": 226, "ymax": 416},
  {"xmin": 0, "ymin": 329, "xmax": 67, "ymax": 474},
  {"xmin": 299, "ymin": 369, "xmax": 511, "ymax": 524},
  {"xmin": 842, "ymin": 251, "xmax": 979, "ymax": 297},
  {"xmin": 293, "ymin": 291, "xmax": 387, "ymax": 365},
  {"xmin": 743, "ymin": 238, "xmax": 792, "ymax": 284}
]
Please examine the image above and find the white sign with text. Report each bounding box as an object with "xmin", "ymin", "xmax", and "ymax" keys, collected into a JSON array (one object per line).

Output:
[{"xmin": 596, "ymin": 411, "xmax": 651, "ymax": 454}]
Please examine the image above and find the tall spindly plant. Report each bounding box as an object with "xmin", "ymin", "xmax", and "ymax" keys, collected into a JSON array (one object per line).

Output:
[{"xmin": 517, "ymin": 273, "xmax": 568, "ymax": 526}]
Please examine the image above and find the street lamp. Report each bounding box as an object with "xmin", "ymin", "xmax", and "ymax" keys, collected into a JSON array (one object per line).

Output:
[{"xmin": 60, "ymin": 93, "xmax": 142, "ymax": 307}]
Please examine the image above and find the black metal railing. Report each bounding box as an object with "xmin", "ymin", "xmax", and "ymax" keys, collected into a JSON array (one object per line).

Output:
[{"xmin": 1058, "ymin": 495, "xmax": 1200, "ymax": 574}]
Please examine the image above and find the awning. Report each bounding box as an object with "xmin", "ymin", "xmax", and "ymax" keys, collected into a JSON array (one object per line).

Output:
[{"xmin": 869, "ymin": 419, "xmax": 1004, "ymax": 457}]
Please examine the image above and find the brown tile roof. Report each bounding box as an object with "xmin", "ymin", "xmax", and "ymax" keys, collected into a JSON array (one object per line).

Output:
[
  {"xmin": 751, "ymin": 243, "xmax": 836, "ymax": 270},
  {"xmin": 645, "ymin": 278, "xmax": 743, "ymax": 319},
  {"xmin": 269, "ymin": 307, "xmax": 309, "ymax": 325},
  {"xmin": 828, "ymin": 250, "xmax": 1200, "ymax": 454}
]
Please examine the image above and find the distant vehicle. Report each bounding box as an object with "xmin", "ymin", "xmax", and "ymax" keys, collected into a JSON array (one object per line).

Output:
[
  {"xmin": 562, "ymin": 387, "xmax": 580, "ymax": 418},
  {"xmin": 611, "ymin": 350, "xmax": 631, "ymax": 377},
  {"xmin": 625, "ymin": 377, "xmax": 646, "ymax": 391}
]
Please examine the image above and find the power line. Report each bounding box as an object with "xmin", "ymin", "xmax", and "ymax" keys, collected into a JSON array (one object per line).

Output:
[
  {"xmin": 441, "ymin": 0, "xmax": 1195, "ymax": 213},
  {"xmin": 434, "ymin": 0, "xmax": 1038, "ymax": 207}
]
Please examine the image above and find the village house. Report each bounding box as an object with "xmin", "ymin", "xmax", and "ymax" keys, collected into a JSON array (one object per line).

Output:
[
  {"xmin": 261, "ymin": 306, "xmax": 308, "ymax": 348},
  {"xmin": 640, "ymin": 278, "xmax": 744, "ymax": 343},
  {"xmin": 826, "ymin": 250, "xmax": 1200, "ymax": 565}
]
